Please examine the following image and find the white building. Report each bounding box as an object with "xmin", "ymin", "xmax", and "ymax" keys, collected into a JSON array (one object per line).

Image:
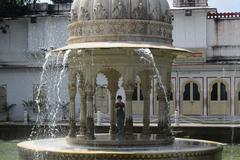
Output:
[
  {"xmin": 0, "ymin": 0, "xmax": 240, "ymax": 122},
  {"xmin": 172, "ymin": 0, "xmax": 240, "ymax": 118}
]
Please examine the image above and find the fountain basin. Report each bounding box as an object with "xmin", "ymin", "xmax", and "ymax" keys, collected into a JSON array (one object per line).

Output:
[{"xmin": 18, "ymin": 138, "xmax": 222, "ymax": 160}]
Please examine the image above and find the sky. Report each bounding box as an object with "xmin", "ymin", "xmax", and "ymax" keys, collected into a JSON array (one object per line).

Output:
[{"xmin": 40, "ymin": 0, "xmax": 240, "ymax": 12}]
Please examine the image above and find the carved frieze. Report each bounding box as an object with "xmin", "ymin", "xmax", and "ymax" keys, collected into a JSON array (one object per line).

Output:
[{"xmin": 68, "ymin": 20, "xmax": 173, "ymax": 44}]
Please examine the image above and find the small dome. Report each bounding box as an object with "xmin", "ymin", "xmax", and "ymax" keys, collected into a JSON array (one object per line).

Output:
[
  {"xmin": 71, "ymin": 0, "xmax": 171, "ymax": 22},
  {"xmin": 69, "ymin": 0, "xmax": 173, "ymax": 45}
]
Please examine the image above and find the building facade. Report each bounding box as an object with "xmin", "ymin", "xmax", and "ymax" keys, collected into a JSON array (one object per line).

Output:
[{"xmin": 171, "ymin": 0, "xmax": 240, "ymax": 118}]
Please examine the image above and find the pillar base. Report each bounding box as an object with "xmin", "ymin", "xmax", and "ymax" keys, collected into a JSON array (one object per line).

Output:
[
  {"xmin": 125, "ymin": 118, "xmax": 133, "ymax": 138},
  {"xmin": 156, "ymin": 128, "xmax": 174, "ymax": 143},
  {"xmin": 86, "ymin": 117, "xmax": 95, "ymax": 140},
  {"xmin": 67, "ymin": 126, "xmax": 77, "ymax": 138},
  {"xmin": 109, "ymin": 124, "xmax": 118, "ymax": 135},
  {"xmin": 79, "ymin": 122, "xmax": 87, "ymax": 135},
  {"xmin": 141, "ymin": 128, "xmax": 151, "ymax": 140}
]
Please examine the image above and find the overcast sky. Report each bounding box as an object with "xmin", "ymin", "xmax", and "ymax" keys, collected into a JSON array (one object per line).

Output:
[{"xmin": 40, "ymin": 0, "xmax": 240, "ymax": 12}]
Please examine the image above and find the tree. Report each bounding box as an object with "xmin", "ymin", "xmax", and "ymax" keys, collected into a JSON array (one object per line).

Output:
[
  {"xmin": 51, "ymin": 0, "xmax": 73, "ymax": 4},
  {"xmin": 57, "ymin": 101, "xmax": 69, "ymax": 120},
  {"xmin": 2, "ymin": 103, "xmax": 16, "ymax": 121},
  {"xmin": 0, "ymin": 0, "xmax": 37, "ymax": 18},
  {"xmin": 22, "ymin": 100, "xmax": 34, "ymax": 122},
  {"xmin": 22, "ymin": 100, "xmax": 34, "ymax": 111}
]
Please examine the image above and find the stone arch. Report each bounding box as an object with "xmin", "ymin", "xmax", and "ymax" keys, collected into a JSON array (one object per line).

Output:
[
  {"xmin": 180, "ymin": 80, "xmax": 203, "ymax": 115},
  {"xmin": 95, "ymin": 85, "xmax": 110, "ymax": 114},
  {"xmin": 208, "ymin": 79, "xmax": 230, "ymax": 115},
  {"xmin": 96, "ymin": 67, "xmax": 121, "ymax": 94}
]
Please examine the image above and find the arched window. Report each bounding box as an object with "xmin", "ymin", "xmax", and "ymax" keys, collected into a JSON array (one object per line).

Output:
[
  {"xmin": 193, "ymin": 83, "xmax": 200, "ymax": 100},
  {"xmin": 0, "ymin": 85, "xmax": 7, "ymax": 112},
  {"xmin": 183, "ymin": 82, "xmax": 200, "ymax": 101},
  {"xmin": 211, "ymin": 83, "xmax": 218, "ymax": 101},
  {"xmin": 220, "ymin": 83, "xmax": 227, "ymax": 100},
  {"xmin": 132, "ymin": 85, "xmax": 143, "ymax": 101},
  {"xmin": 132, "ymin": 86, "xmax": 138, "ymax": 100},
  {"xmin": 183, "ymin": 83, "xmax": 190, "ymax": 100},
  {"xmin": 238, "ymin": 91, "xmax": 240, "ymax": 101},
  {"xmin": 210, "ymin": 82, "xmax": 228, "ymax": 101},
  {"xmin": 169, "ymin": 92, "xmax": 173, "ymax": 101}
]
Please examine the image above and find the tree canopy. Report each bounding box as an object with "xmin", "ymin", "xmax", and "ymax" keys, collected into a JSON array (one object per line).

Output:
[{"xmin": 0, "ymin": 0, "xmax": 37, "ymax": 18}]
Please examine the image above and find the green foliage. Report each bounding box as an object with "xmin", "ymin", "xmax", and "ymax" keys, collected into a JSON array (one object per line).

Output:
[
  {"xmin": 22, "ymin": 100, "xmax": 34, "ymax": 110},
  {"xmin": 57, "ymin": 101, "xmax": 69, "ymax": 119},
  {"xmin": 51, "ymin": 0, "xmax": 73, "ymax": 4},
  {"xmin": 2, "ymin": 103, "xmax": 16, "ymax": 113},
  {"xmin": 0, "ymin": 0, "xmax": 37, "ymax": 18}
]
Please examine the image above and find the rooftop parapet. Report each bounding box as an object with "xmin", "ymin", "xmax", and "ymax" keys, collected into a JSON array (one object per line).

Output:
[{"xmin": 207, "ymin": 12, "xmax": 240, "ymax": 19}]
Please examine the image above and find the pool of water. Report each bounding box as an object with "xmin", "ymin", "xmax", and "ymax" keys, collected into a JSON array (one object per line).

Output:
[{"xmin": 0, "ymin": 139, "xmax": 239, "ymax": 160}]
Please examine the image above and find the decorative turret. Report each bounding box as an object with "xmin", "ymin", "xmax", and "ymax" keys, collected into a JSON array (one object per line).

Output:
[{"xmin": 173, "ymin": 0, "xmax": 208, "ymax": 7}]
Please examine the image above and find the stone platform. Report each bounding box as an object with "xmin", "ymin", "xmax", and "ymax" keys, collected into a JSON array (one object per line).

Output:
[
  {"xmin": 18, "ymin": 138, "xmax": 222, "ymax": 160},
  {"xmin": 66, "ymin": 133, "xmax": 174, "ymax": 146}
]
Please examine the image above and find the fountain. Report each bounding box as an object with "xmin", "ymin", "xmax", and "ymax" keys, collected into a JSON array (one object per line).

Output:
[{"xmin": 18, "ymin": 0, "xmax": 222, "ymax": 159}]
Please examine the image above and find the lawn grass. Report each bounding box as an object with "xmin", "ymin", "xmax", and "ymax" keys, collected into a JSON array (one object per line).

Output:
[
  {"xmin": 0, "ymin": 140, "xmax": 21, "ymax": 160},
  {"xmin": 223, "ymin": 145, "xmax": 240, "ymax": 160}
]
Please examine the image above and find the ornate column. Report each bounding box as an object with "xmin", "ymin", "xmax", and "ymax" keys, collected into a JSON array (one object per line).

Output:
[
  {"xmin": 124, "ymin": 81, "xmax": 135, "ymax": 138},
  {"xmin": 109, "ymin": 90, "xmax": 118, "ymax": 135},
  {"xmin": 82, "ymin": 50, "xmax": 95, "ymax": 140},
  {"xmin": 78, "ymin": 77, "xmax": 87, "ymax": 136},
  {"xmin": 106, "ymin": 72, "xmax": 119, "ymax": 135},
  {"xmin": 139, "ymin": 71, "xmax": 152, "ymax": 138},
  {"xmin": 85, "ymin": 84, "xmax": 95, "ymax": 140},
  {"xmin": 67, "ymin": 69, "xmax": 77, "ymax": 137}
]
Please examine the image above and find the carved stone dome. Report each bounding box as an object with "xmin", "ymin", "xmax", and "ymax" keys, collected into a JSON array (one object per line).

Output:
[{"xmin": 68, "ymin": 0, "xmax": 173, "ymax": 45}]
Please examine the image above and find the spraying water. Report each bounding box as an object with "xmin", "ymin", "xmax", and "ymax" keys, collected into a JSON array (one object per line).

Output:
[
  {"xmin": 135, "ymin": 48, "xmax": 170, "ymax": 106},
  {"xmin": 36, "ymin": 51, "xmax": 52, "ymax": 113},
  {"xmin": 29, "ymin": 49, "xmax": 71, "ymax": 140},
  {"xmin": 57, "ymin": 50, "xmax": 71, "ymax": 102}
]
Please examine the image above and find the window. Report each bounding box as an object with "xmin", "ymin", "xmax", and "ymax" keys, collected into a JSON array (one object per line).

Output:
[
  {"xmin": 183, "ymin": 83, "xmax": 190, "ymax": 100},
  {"xmin": 33, "ymin": 84, "xmax": 47, "ymax": 113},
  {"xmin": 169, "ymin": 92, "xmax": 173, "ymax": 101},
  {"xmin": 132, "ymin": 84, "xmax": 143, "ymax": 101},
  {"xmin": 193, "ymin": 83, "xmax": 200, "ymax": 100},
  {"xmin": 0, "ymin": 85, "xmax": 7, "ymax": 112},
  {"xmin": 183, "ymin": 82, "xmax": 200, "ymax": 101},
  {"xmin": 211, "ymin": 83, "xmax": 218, "ymax": 101},
  {"xmin": 238, "ymin": 91, "xmax": 240, "ymax": 101},
  {"xmin": 220, "ymin": 83, "xmax": 227, "ymax": 100},
  {"xmin": 211, "ymin": 82, "xmax": 228, "ymax": 101}
]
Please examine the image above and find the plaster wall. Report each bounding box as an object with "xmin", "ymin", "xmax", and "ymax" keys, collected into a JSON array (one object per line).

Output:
[{"xmin": 172, "ymin": 9, "xmax": 207, "ymax": 49}]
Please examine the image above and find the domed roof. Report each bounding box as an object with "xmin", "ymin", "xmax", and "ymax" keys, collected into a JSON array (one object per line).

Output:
[
  {"xmin": 71, "ymin": 0, "xmax": 171, "ymax": 22},
  {"xmin": 68, "ymin": 0, "xmax": 173, "ymax": 45}
]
